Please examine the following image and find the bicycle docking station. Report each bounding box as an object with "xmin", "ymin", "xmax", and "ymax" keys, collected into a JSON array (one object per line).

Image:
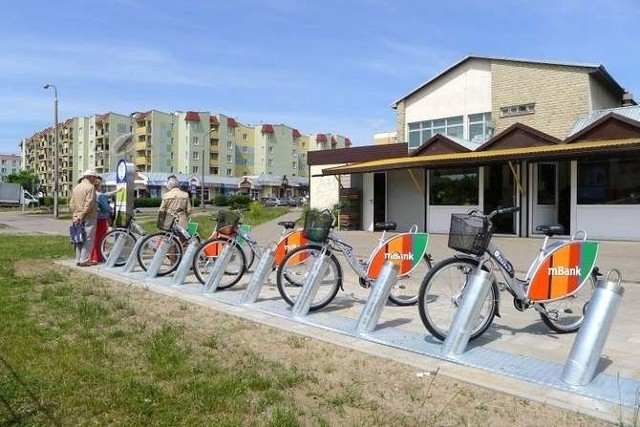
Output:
[
  {"xmin": 104, "ymin": 234, "xmax": 127, "ymax": 269},
  {"xmin": 122, "ymin": 237, "xmax": 146, "ymax": 273},
  {"xmin": 562, "ymin": 269, "xmax": 624, "ymax": 386},
  {"xmin": 354, "ymin": 261, "xmax": 399, "ymax": 336},
  {"xmin": 441, "ymin": 261, "xmax": 493, "ymax": 356},
  {"xmin": 291, "ymin": 251, "xmax": 331, "ymax": 317},
  {"xmin": 202, "ymin": 243, "xmax": 234, "ymax": 293},
  {"xmin": 170, "ymin": 239, "xmax": 200, "ymax": 286},
  {"xmin": 240, "ymin": 243, "xmax": 276, "ymax": 305},
  {"xmin": 145, "ymin": 236, "xmax": 172, "ymax": 279}
]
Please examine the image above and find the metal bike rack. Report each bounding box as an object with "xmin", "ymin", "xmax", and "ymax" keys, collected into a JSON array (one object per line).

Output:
[
  {"xmin": 144, "ymin": 236, "xmax": 172, "ymax": 279},
  {"xmin": 122, "ymin": 237, "xmax": 146, "ymax": 273},
  {"xmin": 291, "ymin": 252, "xmax": 330, "ymax": 317},
  {"xmin": 103, "ymin": 234, "xmax": 127, "ymax": 268},
  {"xmin": 241, "ymin": 244, "xmax": 276, "ymax": 305},
  {"xmin": 354, "ymin": 261, "xmax": 399, "ymax": 336},
  {"xmin": 202, "ymin": 243, "xmax": 234, "ymax": 293},
  {"xmin": 562, "ymin": 269, "xmax": 624, "ymax": 386},
  {"xmin": 441, "ymin": 262, "xmax": 493, "ymax": 356},
  {"xmin": 170, "ymin": 239, "xmax": 200, "ymax": 286}
]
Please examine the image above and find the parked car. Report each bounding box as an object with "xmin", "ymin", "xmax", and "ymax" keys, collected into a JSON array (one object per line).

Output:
[
  {"xmin": 261, "ymin": 197, "xmax": 282, "ymax": 207},
  {"xmin": 283, "ymin": 197, "xmax": 298, "ymax": 207}
]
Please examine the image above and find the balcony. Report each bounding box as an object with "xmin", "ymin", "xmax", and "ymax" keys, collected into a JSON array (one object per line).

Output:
[{"xmin": 135, "ymin": 156, "xmax": 148, "ymax": 165}]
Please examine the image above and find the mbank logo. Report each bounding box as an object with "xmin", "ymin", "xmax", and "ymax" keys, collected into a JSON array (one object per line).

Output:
[
  {"xmin": 285, "ymin": 244, "xmax": 300, "ymax": 251},
  {"xmin": 385, "ymin": 252, "xmax": 414, "ymax": 261},
  {"xmin": 548, "ymin": 266, "xmax": 581, "ymax": 276}
]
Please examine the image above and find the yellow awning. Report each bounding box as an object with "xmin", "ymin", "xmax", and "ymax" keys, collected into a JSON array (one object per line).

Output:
[{"xmin": 322, "ymin": 138, "xmax": 640, "ymax": 175}]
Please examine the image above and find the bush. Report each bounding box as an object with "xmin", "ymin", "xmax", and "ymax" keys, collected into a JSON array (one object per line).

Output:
[
  {"xmin": 228, "ymin": 193, "xmax": 251, "ymax": 210},
  {"xmin": 134, "ymin": 197, "xmax": 162, "ymax": 208},
  {"xmin": 248, "ymin": 201, "xmax": 264, "ymax": 218},
  {"xmin": 213, "ymin": 194, "xmax": 229, "ymax": 206},
  {"xmin": 42, "ymin": 196, "xmax": 67, "ymax": 207}
]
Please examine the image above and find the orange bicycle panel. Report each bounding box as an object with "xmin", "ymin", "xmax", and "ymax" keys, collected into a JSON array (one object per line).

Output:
[
  {"xmin": 274, "ymin": 230, "xmax": 310, "ymax": 266},
  {"xmin": 528, "ymin": 241, "xmax": 599, "ymax": 302},
  {"xmin": 203, "ymin": 240, "xmax": 227, "ymax": 257},
  {"xmin": 367, "ymin": 233, "xmax": 429, "ymax": 279}
]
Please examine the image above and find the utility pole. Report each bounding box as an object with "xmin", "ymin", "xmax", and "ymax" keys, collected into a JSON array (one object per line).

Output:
[{"xmin": 201, "ymin": 148, "xmax": 205, "ymax": 210}]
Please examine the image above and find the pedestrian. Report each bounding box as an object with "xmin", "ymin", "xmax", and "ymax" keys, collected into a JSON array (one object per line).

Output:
[
  {"xmin": 90, "ymin": 176, "xmax": 115, "ymax": 263},
  {"xmin": 69, "ymin": 169, "xmax": 100, "ymax": 266},
  {"xmin": 158, "ymin": 175, "xmax": 191, "ymax": 230}
]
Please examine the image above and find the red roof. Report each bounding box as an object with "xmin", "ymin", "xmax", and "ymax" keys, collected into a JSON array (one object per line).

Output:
[
  {"xmin": 261, "ymin": 124, "xmax": 274, "ymax": 134},
  {"xmin": 292, "ymin": 129, "xmax": 301, "ymax": 138},
  {"xmin": 345, "ymin": 138, "xmax": 352, "ymax": 146},
  {"xmin": 185, "ymin": 111, "xmax": 200, "ymax": 122},
  {"xmin": 316, "ymin": 134, "xmax": 327, "ymax": 142},
  {"xmin": 210, "ymin": 116, "xmax": 219, "ymax": 125},
  {"xmin": 227, "ymin": 117, "xmax": 238, "ymax": 128}
]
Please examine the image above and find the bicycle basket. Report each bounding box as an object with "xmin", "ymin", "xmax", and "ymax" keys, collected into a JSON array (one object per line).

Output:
[
  {"xmin": 156, "ymin": 211, "xmax": 169, "ymax": 231},
  {"xmin": 215, "ymin": 210, "xmax": 240, "ymax": 235},
  {"xmin": 447, "ymin": 213, "xmax": 492, "ymax": 256},
  {"xmin": 302, "ymin": 211, "xmax": 333, "ymax": 242}
]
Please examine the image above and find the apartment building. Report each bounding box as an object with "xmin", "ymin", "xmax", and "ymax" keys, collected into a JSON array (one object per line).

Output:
[
  {"xmin": 0, "ymin": 153, "xmax": 21, "ymax": 181},
  {"xmin": 19, "ymin": 109, "xmax": 344, "ymax": 197}
]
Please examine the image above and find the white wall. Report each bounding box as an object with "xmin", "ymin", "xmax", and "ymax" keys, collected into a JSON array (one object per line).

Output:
[
  {"xmin": 310, "ymin": 164, "xmax": 342, "ymax": 210},
  {"xmin": 387, "ymin": 169, "xmax": 426, "ymax": 231},
  {"xmin": 576, "ymin": 205, "xmax": 640, "ymax": 240},
  {"xmin": 589, "ymin": 75, "xmax": 621, "ymax": 111},
  {"xmin": 405, "ymin": 58, "xmax": 492, "ymax": 137}
]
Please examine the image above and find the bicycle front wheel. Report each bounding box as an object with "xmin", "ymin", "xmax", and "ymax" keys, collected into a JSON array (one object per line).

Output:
[
  {"xmin": 539, "ymin": 274, "xmax": 595, "ymax": 333},
  {"xmin": 100, "ymin": 229, "xmax": 136, "ymax": 266},
  {"xmin": 276, "ymin": 245, "xmax": 342, "ymax": 311},
  {"xmin": 388, "ymin": 255, "xmax": 433, "ymax": 306},
  {"xmin": 192, "ymin": 237, "xmax": 247, "ymax": 289},
  {"xmin": 418, "ymin": 257, "xmax": 498, "ymax": 342},
  {"xmin": 136, "ymin": 232, "xmax": 183, "ymax": 276}
]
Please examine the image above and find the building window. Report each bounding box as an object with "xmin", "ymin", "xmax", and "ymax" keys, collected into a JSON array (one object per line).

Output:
[
  {"xmin": 226, "ymin": 141, "xmax": 233, "ymax": 149},
  {"xmin": 192, "ymin": 166, "xmax": 199, "ymax": 174},
  {"xmin": 268, "ymin": 146, "xmax": 274, "ymax": 155},
  {"xmin": 577, "ymin": 157, "xmax": 640, "ymax": 204},
  {"xmin": 226, "ymin": 168, "xmax": 232, "ymax": 176},
  {"xmin": 193, "ymin": 136, "xmax": 199, "ymax": 145},
  {"xmin": 268, "ymin": 159, "xmax": 273, "ymax": 167},
  {"xmin": 227, "ymin": 154, "xmax": 232, "ymax": 163},
  {"xmin": 429, "ymin": 167, "xmax": 479, "ymax": 205},
  {"xmin": 500, "ymin": 103, "xmax": 535, "ymax": 118},
  {"xmin": 242, "ymin": 133, "xmax": 247, "ymax": 140},
  {"xmin": 192, "ymin": 151, "xmax": 199, "ymax": 160},
  {"xmin": 242, "ymin": 146, "xmax": 248, "ymax": 153},
  {"xmin": 408, "ymin": 115, "xmax": 463, "ymax": 150},
  {"xmin": 468, "ymin": 112, "xmax": 492, "ymax": 143}
]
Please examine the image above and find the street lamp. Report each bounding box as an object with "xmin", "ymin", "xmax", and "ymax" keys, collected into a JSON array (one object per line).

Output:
[{"xmin": 43, "ymin": 84, "xmax": 59, "ymax": 219}]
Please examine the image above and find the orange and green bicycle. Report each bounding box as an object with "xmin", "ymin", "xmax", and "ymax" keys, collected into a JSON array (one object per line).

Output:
[{"xmin": 276, "ymin": 210, "xmax": 433, "ymax": 311}]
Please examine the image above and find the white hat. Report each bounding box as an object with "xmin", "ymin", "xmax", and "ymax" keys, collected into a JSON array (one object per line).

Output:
[{"xmin": 83, "ymin": 169, "xmax": 99, "ymax": 178}]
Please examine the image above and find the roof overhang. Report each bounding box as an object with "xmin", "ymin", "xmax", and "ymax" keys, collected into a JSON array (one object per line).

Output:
[{"xmin": 321, "ymin": 138, "xmax": 640, "ymax": 175}]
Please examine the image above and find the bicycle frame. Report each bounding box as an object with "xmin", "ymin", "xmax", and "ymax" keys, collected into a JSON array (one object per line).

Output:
[{"xmin": 470, "ymin": 230, "xmax": 599, "ymax": 304}]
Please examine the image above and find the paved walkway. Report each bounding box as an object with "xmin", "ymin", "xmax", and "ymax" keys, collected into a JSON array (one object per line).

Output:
[{"xmin": 1, "ymin": 209, "xmax": 639, "ymax": 423}]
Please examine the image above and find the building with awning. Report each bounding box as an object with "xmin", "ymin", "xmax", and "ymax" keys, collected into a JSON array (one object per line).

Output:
[{"xmin": 311, "ymin": 55, "xmax": 639, "ymax": 240}]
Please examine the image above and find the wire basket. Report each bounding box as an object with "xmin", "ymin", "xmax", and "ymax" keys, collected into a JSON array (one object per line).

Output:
[
  {"xmin": 215, "ymin": 210, "xmax": 240, "ymax": 235},
  {"xmin": 447, "ymin": 213, "xmax": 492, "ymax": 256},
  {"xmin": 156, "ymin": 211, "xmax": 169, "ymax": 231},
  {"xmin": 303, "ymin": 211, "xmax": 333, "ymax": 242}
]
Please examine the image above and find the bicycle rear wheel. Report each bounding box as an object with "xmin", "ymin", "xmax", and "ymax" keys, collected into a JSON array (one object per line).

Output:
[
  {"xmin": 388, "ymin": 255, "xmax": 433, "ymax": 306},
  {"xmin": 418, "ymin": 257, "xmax": 498, "ymax": 342},
  {"xmin": 136, "ymin": 232, "xmax": 183, "ymax": 276},
  {"xmin": 192, "ymin": 237, "xmax": 246, "ymax": 289},
  {"xmin": 100, "ymin": 229, "xmax": 136, "ymax": 266},
  {"xmin": 539, "ymin": 275, "xmax": 594, "ymax": 333},
  {"xmin": 276, "ymin": 245, "xmax": 342, "ymax": 311}
]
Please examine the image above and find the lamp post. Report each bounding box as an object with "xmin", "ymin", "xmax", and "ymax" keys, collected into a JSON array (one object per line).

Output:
[{"xmin": 43, "ymin": 84, "xmax": 59, "ymax": 219}]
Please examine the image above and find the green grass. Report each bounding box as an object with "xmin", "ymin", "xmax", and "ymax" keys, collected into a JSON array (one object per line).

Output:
[{"xmin": 0, "ymin": 235, "xmax": 315, "ymax": 425}]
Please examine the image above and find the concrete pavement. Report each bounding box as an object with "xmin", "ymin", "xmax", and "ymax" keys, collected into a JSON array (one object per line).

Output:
[{"xmin": 1, "ymin": 209, "xmax": 639, "ymax": 423}]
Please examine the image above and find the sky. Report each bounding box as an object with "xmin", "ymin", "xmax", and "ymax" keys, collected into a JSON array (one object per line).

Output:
[{"xmin": 1, "ymin": 0, "xmax": 639, "ymax": 155}]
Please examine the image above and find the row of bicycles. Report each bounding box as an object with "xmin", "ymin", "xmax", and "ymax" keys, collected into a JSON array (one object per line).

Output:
[{"xmin": 99, "ymin": 206, "xmax": 600, "ymax": 342}]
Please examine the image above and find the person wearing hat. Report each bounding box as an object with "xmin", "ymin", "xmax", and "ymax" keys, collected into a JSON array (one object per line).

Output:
[{"xmin": 69, "ymin": 169, "xmax": 100, "ymax": 266}]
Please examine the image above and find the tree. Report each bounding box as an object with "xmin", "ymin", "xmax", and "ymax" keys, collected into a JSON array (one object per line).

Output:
[{"xmin": 5, "ymin": 170, "xmax": 40, "ymax": 194}]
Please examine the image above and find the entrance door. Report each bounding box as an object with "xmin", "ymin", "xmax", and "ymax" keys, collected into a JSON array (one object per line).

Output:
[
  {"xmin": 532, "ymin": 162, "xmax": 558, "ymax": 233},
  {"xmin": 483, "ymin": 164, "xmax": 516, "ymax": 234},
  {"xmin": 373, "ymin": 172, "xmax": 386, "ymax": 227}
]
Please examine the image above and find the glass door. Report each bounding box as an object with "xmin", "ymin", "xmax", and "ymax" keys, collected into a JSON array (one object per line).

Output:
[{"xmin": 532, "ymin": 162, "xmax": 558, "ymax": 233}]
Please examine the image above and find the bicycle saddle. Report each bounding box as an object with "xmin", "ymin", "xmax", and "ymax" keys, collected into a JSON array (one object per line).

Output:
[
  {"xmin": 374, "ymin": 221, "xmax": 397, "ymax": 231},
  {"xmin": 278, "ymin": 221, "xmax": 297, "ymax": 230},
  {"xmin": 535, "ymin": 224, "xmax": 564, "ymax": 236}
]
